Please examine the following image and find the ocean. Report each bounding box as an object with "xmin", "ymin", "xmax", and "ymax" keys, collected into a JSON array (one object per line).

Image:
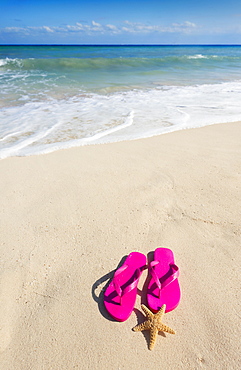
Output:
[{"xmin": 1, "ymin": 44, "xmax": 241, "ymax": 158}]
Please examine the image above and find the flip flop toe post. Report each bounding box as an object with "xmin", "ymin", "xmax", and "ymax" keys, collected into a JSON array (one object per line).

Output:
[
  {"xmin": 104, "ymin": 252, "xmax": 147, "ymax": 321},
  {"xmin": 147, "ymin": 248, "xmax": 181, "ymax": 313}
]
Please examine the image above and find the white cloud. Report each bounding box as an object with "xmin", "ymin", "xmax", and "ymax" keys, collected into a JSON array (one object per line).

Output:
[
  {"xmin": 65, "ymin": 21, "xmax": 104, "ymax": 33},
  {"xmin": 172, "ymin": 21, "xmax": 196, "ymax": 28},
  {"xmin": 0, "ymin": 25, "xmax": 56, "ymax": 35},
  {"xmin": 43, "ymin": 26, "xmax": 54, "ymax": 33},
  {"xmin": 76, "ymin": 23, "xmax": 85, "ymax": 29},
  {"xmin": 106, "ymin": 24, "xmax": 117, "ymax": 30},
  {"xmin": 0, "ymin": 20, "xmax": 201, "ymax": 38},
  {"xmin": 184, "ymin": 21, "xmax": 196, "ymax": 28},
  {"xmin": 4, "ymin": 26, "xmax": 27, "ymax": 33},
  {"xmin": 121, "ymin": 20, "xmax": 198, "ymax": 34},
  {"xmin": 105, "ymin": 24, "xmax": 120, "ymax": 34},
  {"xmin": 67, "ymin": 24, "xmax": 83, "ymax": 31},
  {"xmin": 169, "ymin": 21, "xmax": 197, "ymax": 33},
  {"xmin": 122, "ymin": 21, "xmax": 158, "ymax": 33},
  {"xmin": 92, "ymin": 21, "xmax": 101, "ymax": 27}
]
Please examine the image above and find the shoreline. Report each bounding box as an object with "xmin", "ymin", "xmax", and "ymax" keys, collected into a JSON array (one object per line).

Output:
[
  {"xmin": 0, "ymin": 122, "xmax": 240, "ymax": 369},
  {"xmin": 1, "ymin": 116, "xmax": 241, "ymax": 160}
]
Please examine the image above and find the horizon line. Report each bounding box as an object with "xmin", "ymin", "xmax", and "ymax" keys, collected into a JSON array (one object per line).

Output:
[{"xmin": 1, "ymin": 43, "xmax": 241, "ymax": 47}]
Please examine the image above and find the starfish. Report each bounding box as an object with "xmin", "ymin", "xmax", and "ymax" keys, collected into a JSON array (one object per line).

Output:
[{"xmin": 132, "ymin": 304, "xmax": 175, "ymax": 350}]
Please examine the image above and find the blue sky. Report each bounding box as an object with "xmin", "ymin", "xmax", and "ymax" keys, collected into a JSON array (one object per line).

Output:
[{"xmin": 1, "ymin": 0, "xmax": 241, "ymax": 44}]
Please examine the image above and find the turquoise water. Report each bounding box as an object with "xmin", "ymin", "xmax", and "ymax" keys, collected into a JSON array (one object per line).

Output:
[{"xmin": 1, "ymin": 45, "xmax": 241, "ymax": 158}]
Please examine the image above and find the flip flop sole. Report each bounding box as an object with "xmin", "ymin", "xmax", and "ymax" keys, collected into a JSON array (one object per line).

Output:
[
  {"xmin": 104, "ymin": 252, "xmax": 146, "ymax": 321},
  {"xmin": 147, "ymin": 248, "xmax": 181, "ymax": 313}
]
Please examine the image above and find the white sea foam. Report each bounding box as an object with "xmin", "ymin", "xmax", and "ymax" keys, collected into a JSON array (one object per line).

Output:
[
  {"xmin": 187, "ymin": 54, "xmax": 208, "ymax": 59},
  {"xmin": 0, "ymin": 58, "xmax": 22, "ymax": 68},
  {"xmin": 0, "ymin": 59, "xmax": 7, "ymax": 67},
  {"xmin": 1, "ymin": 81, "xmax": 241, "ymax": 158}
]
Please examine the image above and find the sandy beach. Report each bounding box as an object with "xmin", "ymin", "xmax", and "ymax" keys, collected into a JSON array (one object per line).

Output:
[{"xmin": 0, "ymin": 121, "xmax": 240, "ymax": 369}]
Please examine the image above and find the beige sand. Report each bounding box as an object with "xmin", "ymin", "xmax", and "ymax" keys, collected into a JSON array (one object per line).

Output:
[{"xmin": 0, "ymin": 122, "xmax": 240, "ymax": 369}]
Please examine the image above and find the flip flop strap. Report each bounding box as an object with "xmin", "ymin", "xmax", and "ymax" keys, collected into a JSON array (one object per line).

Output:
[
  {"xmin": 113, "ymin": 264, "xmax": 141, "ymax": 300},
  {"xmin": 149, "ymin": 261, "xmax": 179, "ymax": 296}
]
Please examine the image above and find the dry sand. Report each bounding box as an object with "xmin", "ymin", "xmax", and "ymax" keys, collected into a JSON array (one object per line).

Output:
[{"xmin": 0, "ymin": 122, "xmax": 240, "ymax": 369}]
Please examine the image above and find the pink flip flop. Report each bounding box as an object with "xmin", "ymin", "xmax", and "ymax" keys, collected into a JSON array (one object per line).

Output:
[
  {"xmin": 104, "ymin": 252, "xmax": 147, "ymax": 322},
  {"xmin": 147, "ymin": 247, "xmax": 180, "ymax": 313}
]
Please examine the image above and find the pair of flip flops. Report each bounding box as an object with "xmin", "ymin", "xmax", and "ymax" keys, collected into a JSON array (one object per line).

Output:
[{"xmin": 104, "ymin": 247, "xmax": 181, "ymax": 322}]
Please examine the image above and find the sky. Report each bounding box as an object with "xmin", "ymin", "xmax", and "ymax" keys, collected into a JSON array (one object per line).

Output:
[{"xmin": 1, "ymin": 0, "xmax": 241, "ymax": 44}]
